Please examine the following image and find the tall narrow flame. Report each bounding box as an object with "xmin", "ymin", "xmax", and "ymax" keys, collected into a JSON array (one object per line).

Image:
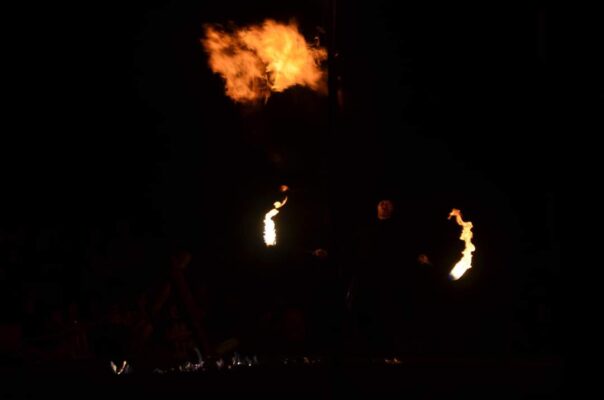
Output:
[
  {"xmin": 264, "ymin": 196, "xmax": 288, "ymax": 246},
  {"xmin": 263, "ymin": 186, "xmax": 289, "ymax": 247},
  {"xmin": 448, "ymin": 208, "xmax": 476, "ymax": 280},
  {"xmin": 202, "ymin": 20, "xmax": 327, "ymax": 103}
]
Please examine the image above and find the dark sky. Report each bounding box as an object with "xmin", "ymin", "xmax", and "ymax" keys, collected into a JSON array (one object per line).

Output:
[
  {"xmin": 5, "ymin": 2, "xmax": 574, "ymax": 250},
  {"xmin": 3, "ymin": 1, "xmax": 590, "ymax": 346},
  {"xmin": 6, "ymin": 2, "xmax": 569, "ymax": 222}
]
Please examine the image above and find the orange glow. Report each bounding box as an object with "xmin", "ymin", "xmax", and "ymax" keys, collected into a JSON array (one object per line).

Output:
[
  {"xmin": 202, "ymin": 20, "xmax": 327, "ymax": 103},
  {"xmin": 448, "ymin": 208, "xmax": 476, "ymax": 280}
]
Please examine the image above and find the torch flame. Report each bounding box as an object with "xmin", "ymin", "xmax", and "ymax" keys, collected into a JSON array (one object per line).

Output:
[
  {"xmin": 264, "ymin": 186, "xmax": 289, "ymax": 247},
  {"xmin": 448, "ymin": 208, "xmax": 475, "ymax": 280},
  {"xmin": 202, "ymin": 20, "xmax": 327, "ymax": 103}
]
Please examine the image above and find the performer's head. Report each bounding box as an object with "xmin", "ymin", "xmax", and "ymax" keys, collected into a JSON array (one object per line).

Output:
[{"xmin": 377, "ymin": 199, "xmax": 394, "ymax": 220}]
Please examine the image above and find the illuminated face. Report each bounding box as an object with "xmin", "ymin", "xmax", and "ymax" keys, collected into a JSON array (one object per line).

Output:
[{"xmin": 377, "ymin": 199, "xmax": 394, "ymax": 220}]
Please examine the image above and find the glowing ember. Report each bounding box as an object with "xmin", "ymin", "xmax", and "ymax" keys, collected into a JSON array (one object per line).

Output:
[
  {"xmin": 264, "ymin": 187, "xmax": 289, "ymax": 246},
  {"xmin": 202, "ymin": 19, "xmax": 327, "ymax": 103},
  {"xmin": 448, "ymin": 208, "xmax": 475, "ymax": 280}
]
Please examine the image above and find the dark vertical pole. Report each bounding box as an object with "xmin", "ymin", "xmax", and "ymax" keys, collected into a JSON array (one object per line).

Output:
[
  {"xmin": 325, "ymin": 0, "xmax": 345, "ymax": 367},
  {"xmin": 326, "ymin": 0, "xmax": 339, "ymax": 261}
]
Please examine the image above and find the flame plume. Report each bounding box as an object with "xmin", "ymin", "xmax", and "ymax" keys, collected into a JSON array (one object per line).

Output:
[
  {"xmin": 202, "ymin": 20, "xmax": 327, "ymax": 103},
  {"xmin": 448, "ymin": 208, "xmax": 476, "ymax": 280}
]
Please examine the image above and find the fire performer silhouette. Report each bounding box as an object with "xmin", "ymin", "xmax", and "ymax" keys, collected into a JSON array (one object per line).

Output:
[{"xmin": 347, "ymin": 198, "xmax": 438, "ymax": 355}]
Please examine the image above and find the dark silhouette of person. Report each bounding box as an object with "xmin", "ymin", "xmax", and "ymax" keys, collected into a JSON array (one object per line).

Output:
[
  {"xmin": 167, "ymin": 249, "xmax": 211, "ymax": 357},
  {"xmin": 348, "ymin": 198, "xmax": 433, "ymax": 355}
]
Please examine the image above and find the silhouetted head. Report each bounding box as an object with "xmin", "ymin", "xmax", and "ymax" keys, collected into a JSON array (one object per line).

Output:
[
  {"xmin": 171, "ymin": 249, "xmax": 192, "ymax": 270},
  {"xmin": 377, "ymin": 199, "xmax": 394, "ymax": 220}
]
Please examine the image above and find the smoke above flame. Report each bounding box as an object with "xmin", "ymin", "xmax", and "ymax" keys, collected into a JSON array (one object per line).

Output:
[
  {"xmin": 448, "ymin": 208, "xmax": 476, "ymax": 280},
  {"xmin": 202, "ymin": 19, "xmax": 327, "ymax": 103}
]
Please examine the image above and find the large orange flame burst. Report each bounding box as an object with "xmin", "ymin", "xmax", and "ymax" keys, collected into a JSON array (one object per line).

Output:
[
  {"xmin": 202, "ymin": 20, "xmax": 327, "ymax": 103},
  {"xmin": 448, "ymin": 208, "xmax": 476, "ymax": 280}
]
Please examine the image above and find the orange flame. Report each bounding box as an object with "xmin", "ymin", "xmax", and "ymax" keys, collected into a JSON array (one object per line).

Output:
[
  {"xmin": 264, "ymin": 195, "xmax": 288, "ymax": 246},
  {"xmin": 202, "ymin": 20, "xmax": 327, "ymax": 103},
  {"xmin": 448, "ymin": 208, "xmax": 476, "ymax": 280}
]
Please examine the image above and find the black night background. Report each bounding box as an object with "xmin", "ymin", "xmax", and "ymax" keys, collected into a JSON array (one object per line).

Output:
[{"xmin": 1, "ymin": 1, "xmax": 586, "ymax": 397}]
